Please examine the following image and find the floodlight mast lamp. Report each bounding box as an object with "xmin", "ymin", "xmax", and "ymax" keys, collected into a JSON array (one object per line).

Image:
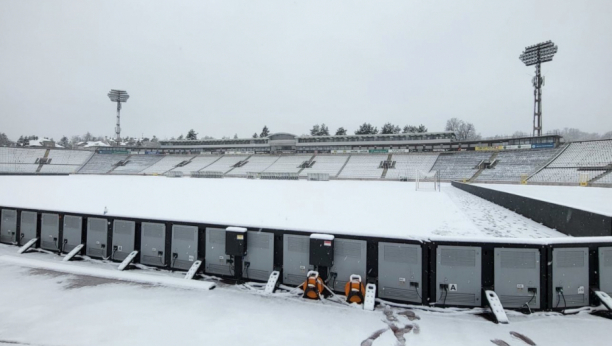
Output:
[
  {"xmin": 107, "ymin": 90, "xmax": 129, "ymax": 144},
  {"xmin": 519, "ymin": 41, "xmax": 558, "ymax": 137}
]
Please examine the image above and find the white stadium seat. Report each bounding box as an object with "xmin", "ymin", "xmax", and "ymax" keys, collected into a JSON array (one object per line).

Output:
[
  {"xmin": 337, "ymin": 154, "xmax": 387, "ymax": 179},
  {"xmin": 299, "ymin": 155, "xmax": 348, "ymax": 177}
]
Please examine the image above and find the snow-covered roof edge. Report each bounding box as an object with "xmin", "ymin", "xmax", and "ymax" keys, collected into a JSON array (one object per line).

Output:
[{"xmin": 310, "ymin": 233, "xmax": 335, "ymax": 240}]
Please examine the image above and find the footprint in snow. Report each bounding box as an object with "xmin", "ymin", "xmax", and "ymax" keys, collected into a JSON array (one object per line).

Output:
[
  {"xmin": 360, "ymin": 328, "xmax": 387, "ymax": 346},
  {"xmin": 510, "ymin": 331, "xmax": 536, "ymax": 345},
  {"xmin": 383, "ymin": 306, "xmax": 398, "ymax": 322},
  {"xmin": 386, "ymin": 322, "xmax": 415, "ymax": 345},
  {"xmin": 397, "ymin": 309, "xmax": 421, "ymax": 321},
  {"xmin": 491, "ymin": 339, "xmax": 510, "ymax": 346}
]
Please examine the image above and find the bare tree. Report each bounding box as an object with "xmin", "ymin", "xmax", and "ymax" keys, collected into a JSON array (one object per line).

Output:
[{"xmin": 445, "ymin": 118, "xmax": 480, "ymax": 140}]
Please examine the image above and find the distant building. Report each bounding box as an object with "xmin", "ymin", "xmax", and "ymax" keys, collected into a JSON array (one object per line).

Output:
[
  {"xmin": 27, "ymin": 137, "xmax": 56, "ymax": 148},
  {"xmin": 77, "ymin": 141, "xmax": 110, "ymax": 149}
]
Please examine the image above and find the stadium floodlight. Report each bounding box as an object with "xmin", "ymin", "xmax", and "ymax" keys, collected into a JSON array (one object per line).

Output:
[
  {"xmin": 519, "ymin": 40, "xmax": 558, "ymax": 137},
  {"xmin": 107, "ymin": 90, "xmax": 130, "ymax": 144}
]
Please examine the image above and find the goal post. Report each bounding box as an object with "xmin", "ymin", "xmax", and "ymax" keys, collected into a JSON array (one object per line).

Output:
[
  {"xmin": 579, "ymin": 172, "xmax": 588, "ymax": 187},
  {"xmin": 415, "ymin": 170, "xmax": 440, "ymax": 191}
]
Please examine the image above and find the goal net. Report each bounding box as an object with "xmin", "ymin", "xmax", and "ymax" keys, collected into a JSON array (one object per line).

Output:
[{"xmin": 415, "ymin": 170, "xmax": 440, "ymax": 191}]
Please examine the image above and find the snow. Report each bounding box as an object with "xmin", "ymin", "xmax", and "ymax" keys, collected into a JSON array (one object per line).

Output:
[
  {"xmin": 82, "ymin": 141, "xmax": 109, "ymax": 148},
  {"xmin": 226, "ymin": 226, "xmax": 247, "ymax": 233},
  {"xmin": 474, "ymin": 183, "xmax": 612, "ymax": 217},
  {"xmin": 0, "ymin": 256, "xmax": 215, "ymax": 290},
  {"xmin": 0, "ymin": 244, "xmax": 610, "ymax": 346},
  {"xmin": 310, "ymin": 233, "xmax": 335, "ymax": 240},
  {"xmin": 0, "ymin": 175, "xmax": 566, "ymax": 241},
  {"xmin": 443, "ymin": 186, "xmax": 566, "ymax": 239}
]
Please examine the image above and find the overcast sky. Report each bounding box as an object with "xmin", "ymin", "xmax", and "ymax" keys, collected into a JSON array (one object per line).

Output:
[{"xmin": 1, "ymin": 0, "xmax": 611, "ymax": 140}]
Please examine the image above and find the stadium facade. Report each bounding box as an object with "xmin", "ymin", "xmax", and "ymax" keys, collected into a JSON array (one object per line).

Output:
[{"xmin": 152, "ymin": 132, "xmax": 561, "ymax": 155}]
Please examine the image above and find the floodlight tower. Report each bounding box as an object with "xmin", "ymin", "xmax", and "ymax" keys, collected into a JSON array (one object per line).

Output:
[
  {"xmin": 107, "ymin": 89, "xmax": 130, "ymax": 144},
  {"xmin": 519, "ymin": 41, "xmax": 558, "ymax": 137}
]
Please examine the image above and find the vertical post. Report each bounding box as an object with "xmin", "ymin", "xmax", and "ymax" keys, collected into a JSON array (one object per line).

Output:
[
  {"xmin": 533, "ymin": 61, "xmax": 543, "ymax": 137},
  {"xmin": 115, "ymin": 101, "xmax": 121, "ymax": 144}
]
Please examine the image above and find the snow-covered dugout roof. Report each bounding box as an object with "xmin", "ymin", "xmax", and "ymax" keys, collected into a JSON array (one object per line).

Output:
[
  {"xmin": 226, "ymin": 226, "xmax": 247, "ymax": 233},
  {"xmin": 310, "ymin": 234, "xmax": 335, "ymax": 240},
  {"xmin": 0, "ymin": 175, "xmax": 567, "ymax": 242}
]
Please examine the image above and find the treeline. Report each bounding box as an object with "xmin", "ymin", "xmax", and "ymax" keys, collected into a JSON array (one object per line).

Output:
[
  {"xmin": 2, "ymin": 119, "xmax": 611, "ymax": 148},
  {"xmin": 307, "ymin": 123, "xmax": 428, "ymax": 136}
]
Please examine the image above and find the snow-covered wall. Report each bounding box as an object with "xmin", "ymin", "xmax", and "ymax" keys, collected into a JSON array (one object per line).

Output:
[{"xmin": 453, "ymin": 182, "xmax": 612, "ymax": 237}]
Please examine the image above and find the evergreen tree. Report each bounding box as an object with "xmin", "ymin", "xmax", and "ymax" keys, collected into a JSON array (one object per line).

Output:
[
  {"xmin": 354, "ymin": 123, "xmax": 378, "ymax": 135},
  {"xmin": 59, "ymin": 136, "xmax": 69, "ymax": 148},
  {"xmin": 177, "ymin": 135, "xmax": 184, "ymax": 140},
  {"xmin": 310, "ymin": 124, "xmax": 320, "ymax": 136},
  {"xmin": 335, "ymin": 127, "xmax": 347, "ymax": 136},
  {"xmin": 186, "ymin": 129, "xmax": 198, "ymax": 140},
  {"xmin": 417, "ymin": 124, "xmax": 427, "ymax": 133},
  {"xmin": 260, "ymin": 125, "xmax": 270, "ymax": 138},
  {"xmin": 234, "ymin": 134, "xmax": 238, "ymax": 139},
  {"xmin": 151, "ymin": 135, "xmax": 158, "ymax": 142},
  {"xmin": 319, "ymin": 124, "xmax": 330, "ymax": 136},
  {"xmin": 252, "ymin": 133, "xmax": 258, "ymax": 138},
  {"xmin": 381, "ymin": 123, "xmax": 401, "ymax": 134},
  {"xmin": 0, "ymin": 133, "xmax": 12, "ymax": 146},
  {"xmin": 403, "ymin": 125, "xmax": 415, "ymax": 133}
]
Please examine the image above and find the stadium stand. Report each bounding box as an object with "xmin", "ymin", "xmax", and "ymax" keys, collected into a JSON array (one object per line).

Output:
[
  {"xmin": 0, "ymin": 163, "xmax": 39, "ymax": 173},
  {"xmin": 78, "ymin": 154, "xmax": 129, "ymax": 174},
  {"xmin": 431, "ymin": 151, "xmax": 492, "ymax": 181},
  {"xmin": 526, "ymin": 140, "xmax": 612, "ymax": 184},
  {"xmin": 594, "ymin": 171, "xmax": 612, "ymax": 185},
  {"xmin": 548, "ymin": 140, "xmax": 612, "ymax": 168},
  {"xmin": 338, "ymin": 154, "xmax": 387, "ymax": 179},
  {"xmin": 529, "ymin": 168, "xmax": 606, "ymax": 184},
  {"xmin": 39, "ymin": 165, "xmax": 81, "ymax": 174},
  {"xmin": 476, "ymin": 148, "xmax": 559, "ymax": 183},
  {"xmin": 140, "ymin": 155, "xmax": 194, "ymax": 175},
  {"xmin": 229, "ymin": 155, "xmax": 280, "ymax": 176},
  {"xmin": 385, "ymin": 153, "xmax": 439, "ymax": 180},
  {"xmin": 299, "ymin": 155, "xmax": 348, "ymax": 178},
  {"xmin": 46, "ymin": 149, "xmax": 93, "ymax": 165},
  {"xmin": 203, "ymin": 155, "xmax": 249, "ymax": 174},
  {"xmin": 0, "ymin": 148, "xmax": 46, "ymax": 164},
  {"xmin": 111, "ymin": 155, "xmax": 164, "ymax": 174},
  {"xmin": 1, "ymin": 139, "xmax": 611, "ymax": 185},
  {"xmin": 264, "ymin": 155, "xmax": 312, "ymax": 173},
  {"xmin": 169, "ymin": 155, "xmax": 221, "ymax": 174}
]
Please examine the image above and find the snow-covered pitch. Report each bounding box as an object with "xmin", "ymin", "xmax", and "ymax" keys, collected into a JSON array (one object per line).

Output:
[{"xmin": 0, "ymin": 175, "xmax": 566, "ymax": 240}]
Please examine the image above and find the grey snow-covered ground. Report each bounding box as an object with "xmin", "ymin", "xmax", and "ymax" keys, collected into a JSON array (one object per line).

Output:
[
  {"xmin": 0, "ymin": 245, "xmax": 610, "ymax": 346},
  {"xmin": 443, "ymin": 187, "xmax": 565, "ymax": 238}
]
